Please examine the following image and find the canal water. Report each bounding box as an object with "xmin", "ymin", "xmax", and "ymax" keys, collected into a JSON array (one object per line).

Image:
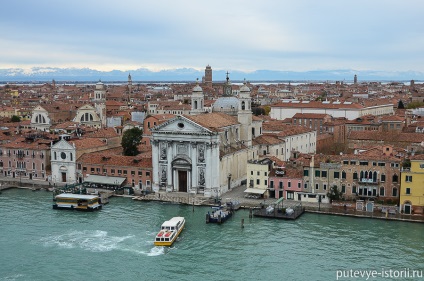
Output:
[{"xmin": 0, "ymin": 188, "xmax": 423, "ymax": 281}]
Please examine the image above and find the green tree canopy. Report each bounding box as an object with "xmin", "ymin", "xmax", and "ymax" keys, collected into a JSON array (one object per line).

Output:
[
  {"xmin": 121, "ymin": 127, "xmax": 143, "ymax": 156},
  {"xmin": 327, "ymin": 185, "xmax": 342, "ymax": 202},
  {"xmin": 11, "ymin": 115, "xmax": 21, "ymax": 122}
]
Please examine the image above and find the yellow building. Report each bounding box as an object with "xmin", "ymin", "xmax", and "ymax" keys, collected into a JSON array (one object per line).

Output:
[
  {"xmin": 246, "ymin": 158, "xmax": 272, "ymax": 198},
  {"xmin": 400, "ymin": 156, "xmax": 424, "ymax": 214}
]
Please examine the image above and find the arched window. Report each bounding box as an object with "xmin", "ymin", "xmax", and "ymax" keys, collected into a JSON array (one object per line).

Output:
[
  {"xmin": 194, "ymin": 101, "xmax": 198, "ymax": 109},
  {"xmin": 70, "ymin": 153, "xmax": 73, "ymax": 161},
  {"xmin": 392, "ymin": 174, "xmax": 398, "ymax": 183},
  {"xmin": 241, "ymin": 101, "xmax": 245, "ymax": 110},
  {"xmin": 54, "ymin": 152, "xmax": 57, "ymax": 160}
]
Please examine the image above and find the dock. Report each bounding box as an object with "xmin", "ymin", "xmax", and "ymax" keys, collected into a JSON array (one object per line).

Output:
[{"xmin": 253, "ymin": 198, "xmax": 305, "ymax": 220}]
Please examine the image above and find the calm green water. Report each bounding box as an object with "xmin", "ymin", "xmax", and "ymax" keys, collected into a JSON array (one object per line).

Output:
[{"xmin": 0, "ymin": 188, "xmax": 423, "ymax": 281}]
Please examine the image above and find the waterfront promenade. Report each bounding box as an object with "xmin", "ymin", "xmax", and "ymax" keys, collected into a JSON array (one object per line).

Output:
[{"xmin": 2, "ymin": 177, "xmax": 424, "ymax": 223}]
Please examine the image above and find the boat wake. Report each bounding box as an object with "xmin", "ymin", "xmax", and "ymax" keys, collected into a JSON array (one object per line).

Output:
[
  {"xmin": 40, "ymin": 230, "xmax": 166, "ymax": 256},
  {"xmin": 40, "ymin": 230, "xmax": 135, "ymax": 252},
  {"xmin": 0, "ymin": 274, "xmax": 25, "ymax": 281}
]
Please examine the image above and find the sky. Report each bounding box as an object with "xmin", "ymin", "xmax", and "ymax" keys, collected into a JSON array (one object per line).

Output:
[{"xmin": 1, "ymin": 0, "xmax": 424, "ymax": 74}]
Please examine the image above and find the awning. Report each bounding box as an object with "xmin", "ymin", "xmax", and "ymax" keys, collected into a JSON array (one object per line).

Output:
[
  {"xmin": 244, "ymin": 188, "xmax": 266, "ymax": 194},
  {"xmin": 84, "ymin": 175, "xmax": 126, "ymax": 185}
]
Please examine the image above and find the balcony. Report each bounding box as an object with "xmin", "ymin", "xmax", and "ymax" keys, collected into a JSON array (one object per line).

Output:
[{"xmin": 359, "ymin": 178, "xmax": 379, "ymax": 185}]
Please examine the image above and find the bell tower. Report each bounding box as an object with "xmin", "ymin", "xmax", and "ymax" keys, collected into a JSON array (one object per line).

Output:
[
  {"xmin": 238, "ymin": 79, "xmax": 253, "ymax": 146},
  {"xmin": 190, "ymin": 78, "xmax": 204, "ymax": 115}
]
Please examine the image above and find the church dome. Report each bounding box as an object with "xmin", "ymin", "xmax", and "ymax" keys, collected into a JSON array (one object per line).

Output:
[
  {"xmin": 213, "ymin": 97, "xmax": 239, "ymax": 109},
  {"xmin": 240, "ymin": 81, "xmax": 250, "ymax": 93},
  {"xmin": 192, "ymin": 84, "xmax": 203, "ymax": 93}
]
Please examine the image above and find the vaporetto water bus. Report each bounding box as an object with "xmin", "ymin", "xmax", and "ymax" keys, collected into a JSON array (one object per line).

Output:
[
  {"xmin": 53, "ymin": 193, "xmax": 102, "ymax": 211},
  {"xmin": 154, "ymin": 217, "xmax": 185, "ymax": 246}
]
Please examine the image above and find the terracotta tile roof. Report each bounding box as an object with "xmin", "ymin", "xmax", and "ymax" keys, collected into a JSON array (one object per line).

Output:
[
  {"xmin": 348, "ymin": 131, "xmax": 424, "ymax": 143},
  {"xmin": 262, "ymin": 120, "xmax": 287, "ymax": 132},
  {"xmin": 184, "ymin": 113, "xmax": 239, "ymax": 131},
  {"xmin": 292, "ymin": 113, "xmax": 329, "ymax": 119},
  {"xmin": 380, "ymin": 115, "xmax": 404, "ymax": 122},
  {"xmin": 86, "ymin": 128, "xmax": 119, "ymax": 138},
  {"xmin": 1, "ymin": 138, "xmax": 50, "ymax": 150},
  {"xmin": 72, "ymin": 138, "xmax": 108, "ymax": 150},
  {"xmin": 78, "ymin": 152, "xmax": 152, "ymax": 168},
  {"xmin": 52, "ymin": 121, "xmax": 79, "ymax": 130},
  {"xmin": 276, "ymin": 125, "xmax": 315, "ymax": 137},
  {"xmin": 272, "ymin": 100, "xmax": 363, "ymax": 109},
  {"xmin": 253, "ymin": 134, "xmax": 283, "ymax": 145}
]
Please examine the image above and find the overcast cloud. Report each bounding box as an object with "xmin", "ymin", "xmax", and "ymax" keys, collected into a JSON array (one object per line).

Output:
[{"xmin": 1, "ymin": 0, "xmax": 423, "ymax": 73}]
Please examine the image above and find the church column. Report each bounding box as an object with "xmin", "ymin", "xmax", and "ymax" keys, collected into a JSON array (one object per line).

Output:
[
  {"xmin": 166, "ymin": 141, "xmax": 173, "ymax": 192},
  {"xmin": 151, "ymin": 140, "xmax": 160, "ymax": 192},
  {"xmin": 190, "ymin": 142, "xmax": 197, "ymax": 193}
]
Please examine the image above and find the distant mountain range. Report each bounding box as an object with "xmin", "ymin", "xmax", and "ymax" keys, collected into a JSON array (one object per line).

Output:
[{"xmin": 0, "ymin": 67, "xmax": 422, "ymax": 83}]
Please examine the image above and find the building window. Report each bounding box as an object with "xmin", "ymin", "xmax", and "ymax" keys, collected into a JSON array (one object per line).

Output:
[
  {"xmin": 323, "ymin": 184, "xmax": 327, "ymax": 190},
  {"xmin": 315, "ymin": 183, "xmax": 319, "ymax": 190},
  {"xmin": 334, "ymin": 171, "xmax": 340, "ymax": 178},
  {"xmin": 304, "ymin": 170, "xmax": 309, "ymax": 176},
  {"xmin": 264, "ymin": 180, "xmax": 267, "ymax": 186},
  {"xmin": 315, "ymin": 170, "xmax": 320, "ymax": 177},
  {"xmin": 405, "ymin": 175, "xmax": 412, "ymax": 182},
  {"xmin": 297, "ymin": 182, "xmax": 301, "ymax": 188},
  {"xmin": 146, "ymin": 172, "xmax": 150, "ymax": 177},
  {"xmin": 264, "ymin": 172, "xmax": 267, "ymax": 176},
  {"xmin": 91, "ymin": 168, "xmax": 95, "ymax": 173},
  {"xmin": 392, "ymin": 188, "xmax": 398, "ymax": 197},
  {"xmin": 138, "ymin": 171, "xmax": 142, "ymax": 176},
  {"xmin": 279, "ymin": 182, "xmax": 283, "ymax": 189},
  {"xmin": 380, "ymin": 174, "xmax": 386, "ymax": 182},
  {"xmin": 288, "ymin": 181, "xmax": 291, "ymax": 188},
  {"xmin": 406, "ymin": 188, "xmax": 411, "ymax": 195},
  {"xmin": 342, "ymin": 171, "xmax": 346, "ymax": 179},
  {"xmin": 256, "ymin": 179, "xmax": 260, "ymax": 185},
  {"xmin": 392, "ymin": 174, "xmax": 398, "ymax": 183},
  {"xmin": 341, "ymin": 185, "xmax": 346, "ymax": 193},
  {"xmin": 111, "ymin": 169, "xmax": 115, "ymax": 174},
  {"xmin": 257, "ymin": 171, "xmax": 260, "ymax": 176},
  {"xmin": 103, "ymin": 169, "xmax": 107, "ymax": 174},
  {"xmin": 380, "ymin": 187, "xmax": 385, "ymax": 196},
  {"xmin": 321, "ymin": 171, "xmax": 327, "ymax": 178},
  {"xmin": 352, "ymin": 185, "xmax": 357, "ymax": 194},
  {"xmin": 304, "ymin": 183, "xmax": 308, "ymax": 189}
]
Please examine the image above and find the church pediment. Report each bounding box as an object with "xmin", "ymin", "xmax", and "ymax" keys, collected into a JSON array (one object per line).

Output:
[
  {"xmin": 51, "ymin": 139, "xmax": 75, "ymax": 150},
  {"xmin": 152, "ymin": 116, "xmax": 212, "ymax": 135}
]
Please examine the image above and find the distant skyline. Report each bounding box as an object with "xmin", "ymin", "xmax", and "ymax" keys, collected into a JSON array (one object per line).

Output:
[{"xmin": 1, "ymin": 0, "xmax": 424, "ymax": 76}]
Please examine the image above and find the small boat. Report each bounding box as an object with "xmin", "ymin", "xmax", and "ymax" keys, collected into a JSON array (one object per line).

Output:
[
  {"xmin": 206, "ymin": 205, "xmax": 233, "ymax": 224},
  {"xmin": 53, "ymin": 193, "xmax": 102, "ymax": 211},
  {"xmin": 154, "ymin": 217, "xmax": 185, "ymax": 246}
]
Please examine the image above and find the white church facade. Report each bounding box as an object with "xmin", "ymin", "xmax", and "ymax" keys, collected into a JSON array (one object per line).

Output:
[{"xmin": 150, "ymin": 81, "xmax": 299, "ymax": 198}]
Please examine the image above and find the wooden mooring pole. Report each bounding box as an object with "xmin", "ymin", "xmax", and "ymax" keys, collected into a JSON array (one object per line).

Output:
[{"xmin": 241, "ymin": 218, "xmax": 244, "ymax": 228}]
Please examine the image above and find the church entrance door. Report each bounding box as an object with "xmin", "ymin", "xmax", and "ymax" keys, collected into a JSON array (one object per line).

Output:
[
  {"xmin": 178, "ymin": 170, "xmax": 187, "ymax": 192},
  {"xmin": 61, "ymin": 172, "xmax": 67, "ymax": 182}
]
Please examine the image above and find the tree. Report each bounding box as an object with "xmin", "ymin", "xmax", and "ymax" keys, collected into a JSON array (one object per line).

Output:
[
  {"xmin": 11, "ymin": 115, "xmax": 21, "ymax": 122},
  {"xmin": 327, "ymin": 185, "xmax": 342, "ymax": 202},
  {"xmin": 121, "ymin": 127, "xmax": 143, "ymax": 156}
]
